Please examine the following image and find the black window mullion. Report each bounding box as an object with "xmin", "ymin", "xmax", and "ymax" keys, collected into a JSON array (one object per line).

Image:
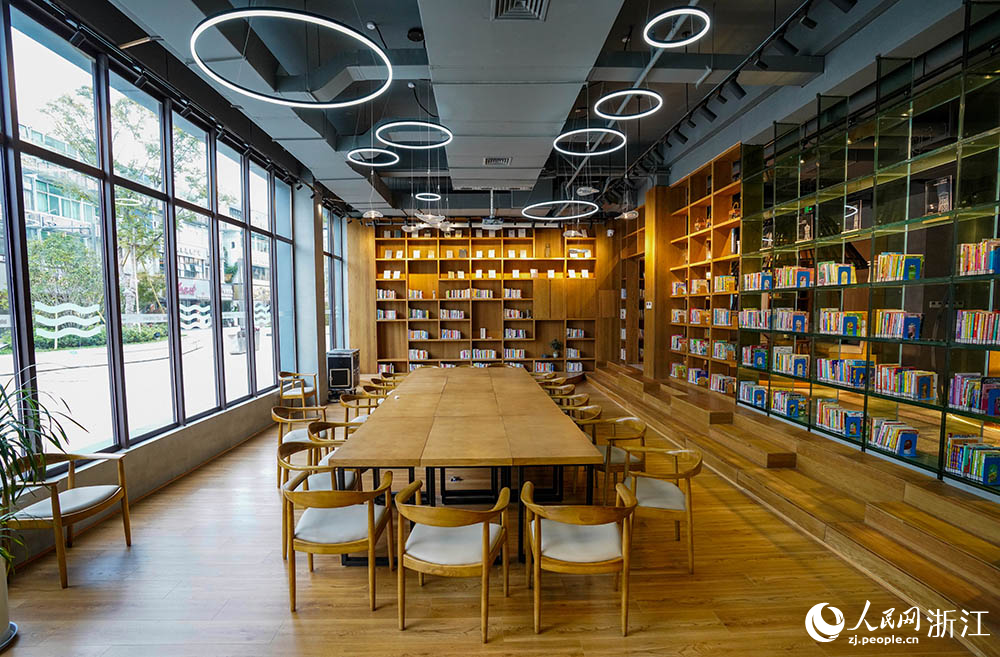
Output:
[
  {"xmin": 207, "ymin": 128, "xmax": 225, "ymax": 407},
  {"xmin": 94, "ymin": 53, "xmax": 129, "ymax": 449},
  {"xmin": 241, "ymin": 150, "xmax": 256, "ymax": 394},
  {"xmin": 162, "ymin": 98, "xmax": 184, "ymax": 423}
]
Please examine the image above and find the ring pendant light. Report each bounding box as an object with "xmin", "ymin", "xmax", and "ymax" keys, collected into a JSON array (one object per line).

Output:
[
  {"xmin": 375, "ymin": 120, "xmax": 453, "ymax": 150},
  {"xmin": 190, "ymin": 8, "xmax": 393, "ymax": 109},
  {"xmin": 593, "ymin": 88, "xmax": 663, "ymax": 121},
  {"xmin": 415, "ymin": 191, "xmax": 442, "ymax": 202},
  {"xmin": 521, "ymin": 200, "xmax": 599, "ymax": 221},
  {"xmin": 553, "ymin": 127, "xmax": 626, "ymax": 157},
  {"xmin": 347, "ymin": 147, "xmax": 400, "ymax": 167},
  {"xmin": 643, "ymin": 7, "xmax": 711, "ymax": 49}
]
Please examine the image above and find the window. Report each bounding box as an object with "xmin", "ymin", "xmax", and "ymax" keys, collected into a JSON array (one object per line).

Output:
[
  {"xmin": 176, "ymin": 208, "xmax": 217, "ymax": 418},
  {"xmin": 274, "ymin": 177, "xmax": 292, "ymax": 239},
  {"xmin": 251, "ymin": 233, "xmax": 274, "ymax": 391},
  {"xmin": 249, "ymin": 161, "xmax": 269, "ymax": 230},
  {"xmin": 172, "ymin": 113, "xmax": 209, "ymax": 208},
  {"xmin": 115, "ymin": 187, "xmax": 172, "ymax": 436},
  {"xmin": 276, "ymin": 239, "xmax": 295, "ymax": 369},
  {"xmin": 109, "ymin": 72, "xmax": 163, "ymax": 190},
  {"xmin": 22, "ymin": 154, "xmax": 112, "ymax": 452},
  {"xmin": 322, "ymin": 206, "xmax": 348, "ymax": 349},
  {"xmin": 219, "ymin": 222, "xmax": 250, "ymax": 402},
  {"xmin": 217, "ymin": 142, "xmax": 242, "ymax": 221},
  {"xmin": 11, "ymin": 10, "xmax": 97, "ymax": 165}
]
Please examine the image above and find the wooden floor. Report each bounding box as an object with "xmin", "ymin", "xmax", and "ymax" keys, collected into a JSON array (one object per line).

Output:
[{"xmin": 8, "ymin": 383, "xmax": 971, "ymax": 656}]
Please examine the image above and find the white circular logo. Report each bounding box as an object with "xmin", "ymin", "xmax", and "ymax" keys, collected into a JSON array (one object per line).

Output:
[{"xmin": 805, "ymin": 603, "xmax": 845, "ymax": 642}]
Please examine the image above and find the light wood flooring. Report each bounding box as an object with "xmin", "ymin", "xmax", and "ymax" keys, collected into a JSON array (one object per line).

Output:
[{"xmin": 7, "ymin": 383, "xmax": 972, "ymax": 656}]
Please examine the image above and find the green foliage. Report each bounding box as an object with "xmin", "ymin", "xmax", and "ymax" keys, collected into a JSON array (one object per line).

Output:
[
  {"xmin": 26, "ymin": 232, "xmax": 103, "ymax": 309},
  {"xmin": 550, "ymin": 339, "xmax": 564, "ymax": 353},
  {"xmin": 31, "ymin": 323, "xmax": 168, "ymax": 351}
]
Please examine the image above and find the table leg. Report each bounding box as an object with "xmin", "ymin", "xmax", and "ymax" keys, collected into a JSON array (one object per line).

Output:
[
  {"xmin": 586, "ymin": 465, "xmax": 594, "ymax": 505},
  {"xmin": 425, "ymin": 467, "xmax": 436, "ymax": 506},
  {"xmin": 335, "ymin": 469, "xmax": 346, "ymax": 490}
]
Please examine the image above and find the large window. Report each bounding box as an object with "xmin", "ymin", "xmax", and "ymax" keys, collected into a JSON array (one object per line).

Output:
[
  {"xmin": 322, "ymin": 207, "xmax": 347, "ymax": 349},
  {"xmin": 2, "ymin": 6, "xmax": 297, "ymax": 455}
]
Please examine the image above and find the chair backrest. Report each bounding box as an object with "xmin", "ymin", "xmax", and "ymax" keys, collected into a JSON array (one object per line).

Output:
[
  {"xmin": 360, "ymin": 384, "xmax": 389, "ymax": 397},
  {"xmin": 623, "ymin": 446, "xmax": 703, "ymax": 483},
  {"xmin": 395, "ymin": 480, "xmax": 508, "ymax": 528},
  {"xmin": 554, "ymin": 392, "xmax": 589, "ymax": 407},
  {"xmin": 520, "ymin": 481, "xmax": 636, "ymax": 526},
  {"xmin": 566, "ymin": 404, "xmax": 602, "ymax": 422},
  {"xmin": 340, "ymin": 393, "xmax": 379, "ymax": 420},
  {"xmin": 546, "ymin": 383, "xmax": 575, "ymax": 397},
  {"xmin": 540, "ymin": 377, "xmax": 567, "ymax": 388},
  {"xmin": 531, "ymin": 372, "xmax": 556, "ymax": 381},
  {"xmin": 272, "ymin": 405, "xmax": 325, "ymax": 426},
  {"xmin": 284, "ymin": 471, "xmax": 392, "ymax": 511},
  {"xmin": 277, "ymin": 442, "xmax": 339, "ymax": 489},
  {"xmin": 307, "ymin": 420, "xmax": 357, "ymax": 446}
]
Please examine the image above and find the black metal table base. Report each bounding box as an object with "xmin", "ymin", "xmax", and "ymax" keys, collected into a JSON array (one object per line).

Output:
[{"xmin": 340, "ymin": 467, "xmax": 415, "ymax": 567}]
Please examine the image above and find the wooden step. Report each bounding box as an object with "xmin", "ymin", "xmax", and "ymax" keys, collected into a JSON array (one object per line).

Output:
[
  {"xmin": 795, "ymin": 444, "xmax": 912, "ymax": 504},
  {"xmin": 684, "ymin": 432, "xmax": 762, "ymax": 484},
  {"xmin": 731, "ymin": 406, "xmax": 813, "ymax": 452},
  {"xmin": 827, "ymin": 522, "xmax": 1000, "ymax": 657},
  {"xmin": 866, "ymin": 501, "xmax": 1000, "ymax": 593},
  {"xmin": 737, "ymin": 468, "xmax": 866, "ymax": 540},
  {"xmin": 709, "ymin": 424, "xmax": 797, "ymax": 469},
  {"xmin": 904, "ymin": 479, "xmax": 1000, "ymax": 545}
]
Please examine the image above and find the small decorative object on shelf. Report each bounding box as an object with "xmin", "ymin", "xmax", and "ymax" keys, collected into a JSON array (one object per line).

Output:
[
  {"xmin": 875, "ymin": 252, "xmax": 923, "ymax": 282},
  {"xmin": 549, "ymin": 339, "xmax": 563, "ymax": 358},
  {"xmin": 817, "ymin": 261, "xmax": 857, "ymax": 286},
  {"xmin": 874, "ymin": 310, "xmax": 923, "ymax": 340},
  {"xmin": 818, "ymin": 309, "xmax": 867, "ymax": 337},
  {"xmin": 954, "ymin": 309, "xmax": 1000, "ymax": 345}
]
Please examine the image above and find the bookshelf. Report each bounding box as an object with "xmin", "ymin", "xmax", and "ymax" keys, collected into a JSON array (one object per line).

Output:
[
  {"xmin": 736, "ymin": 52, "xmax": 1000, "ymax": 496},
  {"xmin": 665, "ymin": 144, "xmax": 743, "ymax": 397},
  {"xmin": 617, "ymin": 209, "xmax": 645, "ymax": 366},
  {"xmin": 374, "ymin": 224, "xmax": 598, "ymax": 374}
]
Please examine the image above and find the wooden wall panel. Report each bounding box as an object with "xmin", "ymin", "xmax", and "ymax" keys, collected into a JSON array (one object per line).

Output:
[{"xmin": 348, "ymin": 223, "xmax": 377, "ymax": 372}]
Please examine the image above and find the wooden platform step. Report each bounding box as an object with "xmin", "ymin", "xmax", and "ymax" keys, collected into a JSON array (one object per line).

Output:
[
  {"xmin": 828, "ymin": 522, "xmax": 1000, "ymax": 657},
  {"xmin": 737, "ymin": 468, "xmax": 867, "ymax": 540},
  {"xmin": 865, "ymin": 501, "xmax": 1000, "ymax": 593},
  {"xmin": 731, "ymin": 406, "xmax": 814, "ymax": 452},
  {"xmin": 710, "ymin": 424, "xmax": 796, "ymax": 469},
  {"xmin": 903, "ymin": 479, "xmax": 1000, "ymax": 546},
  {"xmin": 662, "ymin": 381, "xmax": 734, "ymax": 430},
  {"xmin": 684, "ymin": 432, "xmax": 763, "ymax": 484}
]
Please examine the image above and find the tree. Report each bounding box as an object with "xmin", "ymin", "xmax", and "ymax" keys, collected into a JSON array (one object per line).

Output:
[{"xmin": 26, "ymin": 232, "xmax": 103, "ymax": 308}]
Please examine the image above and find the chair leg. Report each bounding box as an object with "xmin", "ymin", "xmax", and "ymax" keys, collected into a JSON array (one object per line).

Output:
[
  {"xmin": 121, "ymin": 495, "xmax": 132, "ymax": 546},
  {"xmin": 674, "ymin": 520, "xmax": 680, "ymax": 541},
  {"xmin": 502, "ymin": 535, "xmax": 509, "ymax": 598},
  {"xmin": 686, "ymin": 514, "xmax": 694, "ymax": 574},
  {"xmin": 532, "ymin": 547, "xmax": 541, "ymax": 633},
  {"xmin": 524, "ymin": 530, "xmax": 532, "ymax": 589},
  {"xmin": 621, "ymin": 566, "xmax": 630, "ymax": 637},
  {"xmin": 368, "ymin": 542, "xmax": 377, "ymax": 611},
  {"xmin": 52, "ymin": 522, "xmax": 68, "ymax": 589},
  {"xmin": 397, "ymin": 563, "xmax": 406, "ymax": 631},
  {"xmin": 287, "ymin": 545, "xmax": 296, "ymax": 612},
  {"xmin": 281, "ymin": 503, "xmax": 288, "ymax": 561},
  {"xmin": 65, "ymin": 523, "xmax": 73, "ymax": 548},
  {"xmin": 386, "ymin": 513, "xmax": 396, "ymax": 571},
  {"xmin": 307, "ymin": 553, "xmax": 314, "ymax": 572},
  {"xmin": 480, "ymin": 563, "xmax": 490, "ymax": 643},
  {"xmin": 418, "ymin": 571, "xmax": 424, "ymax": 587}
]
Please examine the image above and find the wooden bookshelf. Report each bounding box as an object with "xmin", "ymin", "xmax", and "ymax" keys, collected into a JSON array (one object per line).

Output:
[
  {"xmin": 374, "ymin": 224, "xmax": 598, "ymax": 375},
  {"xmin": 665, "ymin": 144, "xmax": 743, "ymax": 397}
]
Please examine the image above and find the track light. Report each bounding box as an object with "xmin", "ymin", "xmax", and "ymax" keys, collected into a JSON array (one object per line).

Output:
[
  {"xmin": 675, "ymin": 130, "xmax": 689, "ymax": 144},
  {"xmin": 716, "ymin": 92, "xmax": 728, "ymax": 104},
  {"xmin": 700, "ymin": 105, "xmax": 718, "ymax": 122},
  {"xmin": 728, "ymin": 79, "xmax": 748, "ymax": 99},
  {"xmin": 69, "ymin": 29, "xmax": 86, "ymax": 47},
  {"xmin": 685, "ymin": 117, "xmax": 697, "ymax": 130},
  {"xmin": 829, "ymin": 0, "xmax": 857, "ymax": 12},
  {"xmin": 800, "ymin": 14, "xmax": 818, "ymax": 29},
  {"xmin": 754, "ymin": 55, "xmax": 769, "ymax": 70},
  {"xmin": 773, "ymin": 36, "xmax": 798, "ymax": 56}
]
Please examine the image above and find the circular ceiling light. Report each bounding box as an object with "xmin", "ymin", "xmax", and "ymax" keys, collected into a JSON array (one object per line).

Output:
[
  {"xmin": 190, "ymin": 8, "xmax": 393, "ymax": 109},
  {"xmin": 376, "ymin": 120, "xmax": 453, "ymax": 150},
  {"xmin": 521, "ymin": 200, "xmax": 599, "ymax": 221},
  {"xmin": 643, "ymin": 7, "xmax": 711, "ymax": 49},
  {"xmin": 415, "ymin": 191, "xmax": 442, "ymax": 202},
  {"xmin": 593, "ymin": 88, "xmax": 663, "ymax": 121},
  {"xmin": 347, "ymin": 147, "xmax": 399, "ymax": 167},
  {"xmin": 553, "ymin": 128, "xmax": 626, "ymax": 157}
]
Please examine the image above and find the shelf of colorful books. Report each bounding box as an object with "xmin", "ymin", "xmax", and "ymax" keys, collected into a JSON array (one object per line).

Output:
[{"xmin": 942, "ymin": 412, "xmax": 1000, "ymax": 491}]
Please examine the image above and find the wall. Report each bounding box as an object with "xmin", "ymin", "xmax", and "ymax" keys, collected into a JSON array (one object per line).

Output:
[{"xmin": 347, "ymin": 223, "xmax": 376, "ymax": 373}]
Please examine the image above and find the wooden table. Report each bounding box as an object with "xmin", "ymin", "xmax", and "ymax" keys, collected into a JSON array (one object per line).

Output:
[{"xmin": 331, "ymin": 366, "xmax": 604, "ymax": 559}]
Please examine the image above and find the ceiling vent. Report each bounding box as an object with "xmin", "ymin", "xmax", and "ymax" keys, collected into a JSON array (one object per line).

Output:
[
  {"xmin": 492, "ymin": 0, "xmax": 549, "ymax": 21},
  {"xmin": 483, "ymin": 156, "xmax": 512, "ymax": 167}
]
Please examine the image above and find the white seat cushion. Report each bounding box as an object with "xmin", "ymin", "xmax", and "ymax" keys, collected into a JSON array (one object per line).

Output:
[
  {"xmin": 600, "ymin": 445, "xmax": 642, "ymax": 465},
  {"xmin": 286, "ymin": 470, "xmax": 356, "ymax": 492},
  {"xmin": 405, "ymin": 523, "xmax": 502, "ymax": 566},
  {"xmin": 294, "ymin": 503, "xmax": 385, "ymax": 544},
  {"xmin": 283, "ymin": 385, "xmax": 315, "ymax": 397},
  {"xmin": 623, "ymin": 476, "xmax": 685, "ymax": 510},
  {"xmin": 531, "ymin": 519, "xmax": 621, "ymax": 563},
  {"xmin": 14, "ymin": 485, "xmax": 119, "ymax": 520},
  {"xmin": 349, "ymin": 415, "xmax": 368, "ymax": 424},
  {"xmin": 283, "ymin": 428, "xmax": 312, "ymax": 444}
]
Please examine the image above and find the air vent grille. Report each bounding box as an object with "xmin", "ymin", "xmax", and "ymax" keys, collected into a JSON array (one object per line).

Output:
[
  {"xmin": 492, "ymin": 0, "xmax": 549, "ymax": 21},
  {"xmin": 483, "ymin": 156, "xmax": 512, "ymax": 167}
]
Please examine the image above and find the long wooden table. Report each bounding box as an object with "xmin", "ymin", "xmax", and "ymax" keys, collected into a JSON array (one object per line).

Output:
[{"xmin": 330, "ymin": 366, "xmax": 604, "ymax": 559}]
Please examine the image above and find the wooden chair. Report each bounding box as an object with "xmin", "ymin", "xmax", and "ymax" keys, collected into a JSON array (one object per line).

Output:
[
  {"xmin": 8, "ymin": 453, "xmax": 131, "ymax": 588},
  {"xmin": 623, "ymin": 445, "xmax": 703, "ymax": 573},
  {"xmin": 539, "ymin": 377, "xmax": 567, "ymax": 389},
  {"xmin": 521, "ymin": 480, "xmax": 637, "ymax": 636},
  {"xmin": 394, "ymin": 480, "xmax": 510, "ymax": 643},
  {"xmin": 544, "ymin": 383, "xmax": 575, "ymax": 398},
  {"xmin": 551, "ymin": 392, "xmax": 589, "ymax": 408},
  {"xmin": 573, "ymin": 416, "xmax": 647, "ymax": 504},
  {"xmin": 531, "ymin": 372, "xmax": 556, "ymax": 381},
  {"xmin": 272, "ymin": 406, "xmax": 328, "ymax": 486},
  {"xmin": 565, "ymin": 405, "xmax": 603, "ymax": 493},
  {"xmin": 340, "ymin": 392, "xmax": 381, "ymax": 426},
  {"xmin": 361, "ymin": 384, "xmax": 390, "ymax": 398},
  {"xmin": 283, "ymin": 471, "xmax": 395, "ymax": 612},
  {"xmin": 278, "ymin": 371, "xmax": 318, "ymax": 406}
]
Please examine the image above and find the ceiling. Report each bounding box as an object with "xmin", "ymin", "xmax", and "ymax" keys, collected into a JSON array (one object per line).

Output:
[{"xmin": 107, "ymin": 0, "xmax": 877, "ymax": 219}]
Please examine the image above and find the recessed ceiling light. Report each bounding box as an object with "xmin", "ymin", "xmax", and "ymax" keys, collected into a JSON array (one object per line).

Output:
[
  {"xmin": 593, "ymin": 88, "xmax": 663, "ymax": 121},
  {"xmin": 190, "ymin": 8, "xmax": 393, "ymax": 109},
  {"xmin": 521, "ymin": 200, "xmax": 599, "ymax": 221},
  {"xmin": 375, "ymin": 120, "xmax": 453, "ymax": 150},
  {"xmin": 553, "ymin": 128, "xmax": 626, "ymax": 157},
  {"xmin": 643, "ymin": 7, "xmax": 711, "ymax": 49},
  {"xmin": 415, "ymin": 191, "xmax": 442, "ymax": 202},
  {"xmin": 347, "ymin": 147, "xmax": 399, "ymax": 167}
]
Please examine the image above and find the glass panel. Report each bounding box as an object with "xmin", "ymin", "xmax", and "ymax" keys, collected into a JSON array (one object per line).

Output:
[
  {"xmin": 323, "ymin": 256, "xmax": 332, "ymax": 346},
  {"xmin": 109, "ymin": 72, "xmax": 163, "ymax": 190},
  {"xmin": 322, "ymin": 207, "xmax": 331, "ymax": 255},
  {"xmin": 249, "ymin": 161, "xmax": 269, "ymax": 230},
  {"xmin": 172, "ymin": 113, "xmax": 209, "ymax": 208},
  {"xmin": 252, "ymin": 233, "xmax": 274, "ymax": 391},
  {"xmin": 336, "ymin": 257, "xmax": 347, "ymax": 348},
  {"xmin": 217, "ymin": 142, "xmax": 243, "ymax": 221},
  {"xmin": 274, "ymin": 178, "xmax": 291, "ymax": 239},
  {"xmin": 115, "ymin": 187, "xmax": 172, "ymax": 436},
  {"xmin": 176, "ymin": 208, "xmax": 217, "ymax": 418},
  {"xmin": 11, "ymin": 10, "xmax": 97, "ymax": 165},
  {"xmin": 22, "ymin": 154, "xmax": 111, "ymax": 451},
  {"xmin": 0, "ymin": 181, "xmax": 10, "ymax": 400},
  {"xmin": 219, "ymin": 222, "xmax": 249, "ymax": 401},
  {"xmin": 334, "ymin": 214, "xmax": 344, "ymax": 256},
  {"xmin": 276, "ymin": 239, "xmax": 295, "ymax": 370}
]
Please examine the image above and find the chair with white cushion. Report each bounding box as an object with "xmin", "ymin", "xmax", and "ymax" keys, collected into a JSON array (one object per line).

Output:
[
  {"xmin": 572, "ymin": 416, "xmax": 646, "ymax": 504},
  {"xmin": 278, "ymin": 371, "xmax": 318, "ymax": 407},
  {"xmin": 622, "ymin": 445, "xmax": 702, "ymax": 573},
  {"xmin": 339, "ymin": 393, "xmax": 381, "ymax": 426},
  {"xmin": 272, "ymin": 406, "xmax": 328, "ymax": 487},
  {"xmin": 394, "ymin": 481, "xmax": 509, "ymax": 643},
  {"xmin": 283, "ymin": 471, "xmax": 394, "ymax": 612},
  {"xmin": 8, "ymin": 452, "xmax": 131, "ymax": 588},
  {"xmin": 521, "ymin": 480, "xmax": 637, "ymax": 636}
]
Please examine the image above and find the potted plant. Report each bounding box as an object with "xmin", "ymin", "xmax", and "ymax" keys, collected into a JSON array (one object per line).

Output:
[
  {"xmin": 549, "ymin": 339, "xmax": 563, "ymax": 359},
  {"xmin": 0, "ymin": 377, "xmax": 71, "ymax": 650}
]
